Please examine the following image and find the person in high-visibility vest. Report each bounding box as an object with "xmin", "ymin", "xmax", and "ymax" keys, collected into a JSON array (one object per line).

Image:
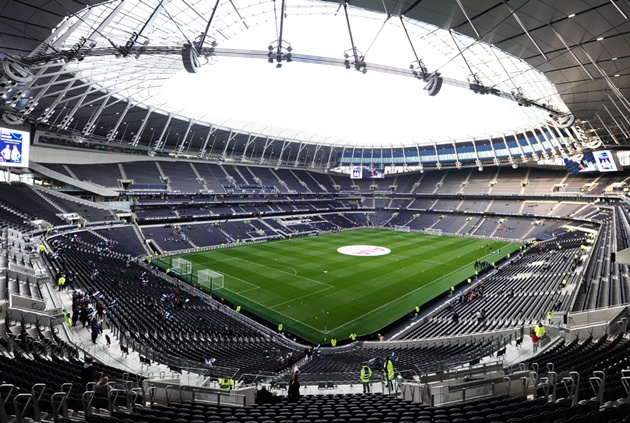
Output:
[
  {"xmin": 331, "ymin": 338, "xmax": 337, "ymax": 347},
  {"xmin": 236, "ymin": 305, "xmax": 241, "ymax": 313},
  {"xmin": 57, "ymin": 275, "xmax": 66, "ymax": 291},
  {"xmin": 533, "ymin": 322, "xmax": 546, "ymax": 353},
  {"xmin": 62, "ymin": 310, "xmax": 72, "ymax": 326},
  {"xmin": 219, "ymin": 375, "xmax": 234, "ymax": 390},
  {"xmin": 278, "ymin": 323, "xmax": 283, "ymax": 333},
  {"xmin": 383, "ymin": 356, "xmax": 395, "ymax": 392},
  {"xmin": 360, "ymin": 363, "xmax": 373, "ymax": 393},
  {"xmin": 349, "ymin": 332, "xmax": 357, "ymax": 341}
]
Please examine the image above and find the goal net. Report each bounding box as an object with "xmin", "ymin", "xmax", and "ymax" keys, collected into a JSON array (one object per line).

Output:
[
  {"xmin": 394, "ymin": 225, "xmax": 411, "ymax": 232},
  {"xmin": 425, "ymin": 228, "xmax": 443, "ymax": 236},
  {"xmin": 197, "ymin": 269, "xmax": 224, "ymax": 292},
  {"xmin": 171, "ymin": 258, "xmax": 192, "ymax": 277}
]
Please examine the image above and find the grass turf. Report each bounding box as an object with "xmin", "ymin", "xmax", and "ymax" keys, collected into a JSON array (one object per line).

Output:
[{"xmin": 161, "ymin": 228, "xmax": 521, "ymax": 343}]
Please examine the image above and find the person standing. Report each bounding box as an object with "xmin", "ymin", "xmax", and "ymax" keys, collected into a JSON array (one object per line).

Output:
[
  {"xmin": 219, "ymin": 374, "xmax": 234, "ymax": 390},
  {"xmin": 383, "ymin": 356, "xmax": 395, "ymax": 393},
  {"xmin": 90, "ymin": 319, "xmax": 102, "ymax": 344},
  {"xmin": 360, "ymin": 362, "xmax": 372, "ymax": 393},
  {"xmin": 57, "ymin": 274, "xmax": 66, "ymax": 291},
  {"xmin": 81, "ymin": 357, "xmax": 95, "ymax": 391},
  {"xmin": 535, "ymin": 322, "xmax": 546, "ymax": 344},
  {"xmin": 288, "ymin": 373, "xmax": 300, "ymax": 402}
]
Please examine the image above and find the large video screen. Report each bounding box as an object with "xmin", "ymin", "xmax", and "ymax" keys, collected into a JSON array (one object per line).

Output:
[
  {"xmin": 350, "ymin": 166, "xmax": 385, "ymax": 179},
  {"xmin": 0, "ymin": 127, "xmax": 30, "ymax": 168},
  {"xmin": 592, "ymin": 150, "xmax": 619, "ymax": 172},
  {"xmin": 564, "ymin": 150, "xmax": 621, "ymax": 174}
]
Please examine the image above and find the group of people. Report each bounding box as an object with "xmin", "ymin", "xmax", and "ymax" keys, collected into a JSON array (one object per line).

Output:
[
  {"xmin": 68, "ymin": 290, "xmax": 110, "ymax": 344},
  {"xmin": 359, "ymin": 356, "xmax": 397, "ymax": 394}
]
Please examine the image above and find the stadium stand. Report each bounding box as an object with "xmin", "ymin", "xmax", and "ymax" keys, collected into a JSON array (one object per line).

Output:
[
  {"xmin": 3, "ymin": 164, "xmax": 630, "ymax": 422},
  {"xmin": 7, "ymin": 2, "xmax": 630, "ymax": 421}
]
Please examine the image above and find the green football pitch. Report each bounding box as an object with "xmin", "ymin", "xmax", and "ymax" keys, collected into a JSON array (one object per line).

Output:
[{"xmin": 159, "ymin": 228, "xmax": 521, "ymax": 343}]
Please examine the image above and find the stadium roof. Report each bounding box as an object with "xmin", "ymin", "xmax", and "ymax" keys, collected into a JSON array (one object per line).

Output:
[{"xmin": 0, "ymin": 1, "xmax": 628, "ymax": 163}]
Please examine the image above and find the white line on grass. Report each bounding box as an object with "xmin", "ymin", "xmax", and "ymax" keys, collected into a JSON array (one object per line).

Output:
[
  {"xmin": 216, "ymin": 272, "xmax": 260, "ymax": 294},
  {"xmin": 226, "ymin": 256, "xmax": 333, "ymax": 288},
  {"xmin": 326, "ymin": 259, "xmax": 477, "ymax": 333},
  {"xmin": 237, "ymin": 286, "xmax": 261, "ymax": 294},
  {"xmin": 270, "ymin": 285, "xmax": 335, "ymax": 309},
  {"xmin": 220, "ymin": 279, "xmax": 325, "ymax": 333}
]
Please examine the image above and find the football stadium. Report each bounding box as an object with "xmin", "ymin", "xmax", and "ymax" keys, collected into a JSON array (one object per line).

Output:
[{"xmin": 2, "ymin": 0, "xmax": 630, "ymax": 421}]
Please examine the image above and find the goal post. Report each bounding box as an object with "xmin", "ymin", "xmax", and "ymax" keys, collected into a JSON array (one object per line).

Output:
[
  {"xmin": 196, "ymin": 269, "xmax": 224, "ymax": 292},
  {"xmin": 170, "ymin": 258, "xmax": 192, "ymax": 278},
  {"xmin": 425, "ymin": 228, "xmax": 443, "ymax": 236},
  {"xmin": 394, "ymin": 225, "xmax": 411, "ymax": 232}
]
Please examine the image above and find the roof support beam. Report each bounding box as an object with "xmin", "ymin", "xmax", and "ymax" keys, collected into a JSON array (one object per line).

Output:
[
  {"xmin": 602, "ymin": 102, "xmax": 629, "ymax": 139},
  {"xmin": 81, "ymin": 93, "xmax": 112, "ymax": 137},
  {"xmin": 512, "ymin": 133, "xmax": 527, "ymax": 162},
  {"xmin": 500, "ymin": 134, "xmax": 515, "ymax": 166},
  {"xmin": 198, "ymin": 126, "xmax": 218, "ymax": 158},
  {"xmin": 221, "ymin": 130, "xmax": 239, "ymax": 161},
  {"xmin": 131, "ymin": 108, "xmax": 154, "ymax": 147},
  {"xmin": 542, "ymin": 125, "xmax": 565, "ymax": 157},
  {"xmin": 502, "ymin": 1, "xmax": 548, "ymax": 60},
  {"xmin": 326, "ymin": 145, "xmax": 336, "ymax": 170},
  {"xmin": 454, "ymin": 0, "xmax": 480, "ymax": 38},
  {"xmin": 595, "ymin": 113, "xmax": 621, "ymax": 145},
  {"xmin": 86, "ymin": 0, "xmax": 131, "ymax": 46},
  {"xmin": 294, "ymin": 142, "xmax": 308, "ymax": 167},
  {"xmin": 529, "ymin": 128, "xmax": 549, "ymax": 160},
  {"xmin": 28, "ymin": 8, "xmax": 96, "ymax": 58},
  {"xmin": 521, "ymin": 130, "xmax": 538, "ymax": 161},
  {"xmin": 610, "ymin": 0, "xmax": 628, "ymax": 19},
  {"xmin": 607, "ymin": 94, "xmax": 630, "ymax": 127},
  {"xmin": 259, "ymin": 135, "xmax": 279, "ymax": 165},
  {"xmin": 487, "ymin": 137, "xmax": 500, "ymax": 166},
  {"xmin": 548, "ymin": 24, "xmax": 594, "ymax": 80},
  {"xmin": 276, "ymin": 139, "xmax": 292, "ymax": 168},
  {"xmin": 176, "ymin": 119, "xmax": 196, "ymax": 155},
  {"xmin": 471, "ymin": 139, "xmax": 482, "ymax": 169},
  {"xmin": 109, "ymin": 101, "xmax": 134, "ymax": 143},
  {"xmin": 241, "ymin": 131, "xmax": 264, "ymax": 162},
  {"xmin": 310, "ymin": 143, "xmax": 324, "ymax": 168}
]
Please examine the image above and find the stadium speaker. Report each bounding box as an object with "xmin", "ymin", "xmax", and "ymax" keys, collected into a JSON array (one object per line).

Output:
[
  {"xmin": 611, "ymin": 252, "xmax": 616, "ymax": 263},
  {"xmin": 425, "ymin": 72, "xmax": 443, "ymax": 97},
  {"xmin": 554, "ymin": 113, "xmax": 575, "ymax": 129},
  {"xmin": 182, "ymin": 43, "xmax": 201, "ymax": 74},
  {"xmin": 563, "ymin": 313, "xmax": 568, "ymax": 325}
]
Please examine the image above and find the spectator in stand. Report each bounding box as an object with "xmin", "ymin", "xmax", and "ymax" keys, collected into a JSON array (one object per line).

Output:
[
  {"xmin": 288, "ymin": 373, "xmax": 301, "ymax": 402},
  {"xmin": 81, "ymin": 357, "xmax": 95, "ymax": 391},
  {"xmin": 90, "ymin": 318, "xmax": 102, "ymax": 344},
  {"xmin": 79, "ymin": 304, "xmax": 90, "ymax": 328},
  {"xmin": 94, "ymin": 374, "xmax": 110, "ymax": 396},
  {"xmin": 256, "ymin": 386, "xmax": 274, "ymax": 404}
]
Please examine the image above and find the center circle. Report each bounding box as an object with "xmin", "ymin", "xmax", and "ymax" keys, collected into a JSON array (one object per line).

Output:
[{"xmin": 337, "ymin": 245, "xmax": 391, "ymax": 257}]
